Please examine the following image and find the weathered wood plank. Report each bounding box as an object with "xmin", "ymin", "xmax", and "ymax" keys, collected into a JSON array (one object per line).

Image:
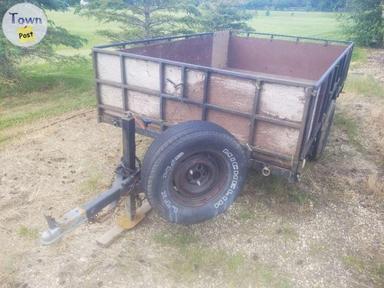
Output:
[
  {"xmin": 125, "ymin": 58, "xmax": 160, "ymax": 91},
  {"xmin": 97, "ymin": 54, "xmax": 121, "ymax": 83},
  {"xmin": 207, "ymin": 110, "xmax": 250, "ymax": 143},
  {"xmin": 164, "ymin": 65, "xmax": 182, "ymax": 96},
  {"xmin": 100, "ymin": 85, "xmax": 123, "ymax": 108},
  {"xmin": 253, "ymin": 122, "xmax": 300, "ymax": 156},
  {"xmin": 209, "ymin": 74, "xmax": 255, "ymax": 114},
  {"xmin": 185, "ymin": 69, "xmax": 205, "ymax": 102},
  {"xmin": 127, "ymin": 91, "xmax": 160, "ymax": 118},
  {"xmin": 259, "ymin": 83, "xmax": 306, "ymax": 122},
  {"xmin": 165, "ymin": 100, "xmax": 202, "ymax": 123}
]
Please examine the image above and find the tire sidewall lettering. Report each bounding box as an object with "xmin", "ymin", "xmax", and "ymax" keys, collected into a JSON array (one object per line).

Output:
[
  {"xmin": 162, "ymin": 152, "xmax": 184, "ymax": 180},
  {"xmin": 214, "ymin": 148, "xmax": 240, "ymax": 210}
]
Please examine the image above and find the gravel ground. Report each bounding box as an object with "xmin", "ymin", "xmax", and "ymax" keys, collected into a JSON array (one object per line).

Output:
[{"xmin": 0, "ymin": 51, "xmax": 383, "ymax": 288}]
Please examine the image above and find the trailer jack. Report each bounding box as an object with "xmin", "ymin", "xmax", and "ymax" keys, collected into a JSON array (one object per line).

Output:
[{"xmin": 40, "ymin": 117, "xmax": 151, "ymax": 246}]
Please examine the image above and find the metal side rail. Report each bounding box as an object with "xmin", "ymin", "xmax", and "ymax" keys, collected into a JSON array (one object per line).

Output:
[{"xmin": 40, "ymin": 117, "xmax": 144, "ymax": 245}]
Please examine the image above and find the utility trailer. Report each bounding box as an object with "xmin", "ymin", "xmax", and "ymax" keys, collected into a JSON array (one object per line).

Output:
[{"xmin": 41, "ymin": 31, "xmax": 353, "ymax": 245}]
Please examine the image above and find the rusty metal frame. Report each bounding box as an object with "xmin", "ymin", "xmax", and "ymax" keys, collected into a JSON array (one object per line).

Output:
[{"xmin": 92, "ymin": 31, "xmax": 354, "ymax": 181}]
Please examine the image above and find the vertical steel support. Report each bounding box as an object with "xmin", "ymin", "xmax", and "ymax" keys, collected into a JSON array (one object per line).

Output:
[
  {"xmin": 181, "ymin": 66, "xmax": 187, "ymax": 99},
  {"xmin": 159, "ymin": 62, "xmax": 165, "ymax": 130},
  {"xmin": 202, "ymin": 71, "xmax": 210, "ymax": 120},
  {"xmin": 248, "ymin": 81, "xmax": 262, "ymax": 144},
  {"xmin": 292, "ymin": 87, "xmax": 314, "ymax": 179},
  {"xmin": 121, "ymin": 117, "xmax": 136, "ymax": 220},
  {"xmin": 342, "ymin": 47, "xmax": 353, "ymax": 84},
  {"xmin": 120, "ymin": 54, "xmax": 128, "ymax": 112},
  {"xmin": 122, "ymin": 117, "xmax": 136, "ymax": 171},
  {"xmin": 92, "ymin": 50, "xmax": 102, "ymax": 122}
]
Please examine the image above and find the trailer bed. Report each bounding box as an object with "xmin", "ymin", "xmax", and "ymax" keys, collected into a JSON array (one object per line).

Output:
[{"xmin": 93, "ymin": 31, "xmax": 353, "ymax": 180}]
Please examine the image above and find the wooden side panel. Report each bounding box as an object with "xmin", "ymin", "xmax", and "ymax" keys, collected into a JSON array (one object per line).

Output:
[
  {"xmin": 259, "ymin": 84, "xmax": 306, "ymax": 122},
  {"xmin": 127, "ymin": 91, "xmax": 159, "ymax": 118},
  {"xmin": 125, "ymin": 58, "xmax": 160, "ymax": 91},
  {"xmin": 209, "ymin": 74, "xmax": 255, "ymax": 113},
  {"xmin": 253, "ymin": 122, "xmax": 299, "ymax": 156},
  {"xmin": 96, "ymin": 48, "xmax": 307, "ymax": 165},
  {"xmin": 186, "ymin": 69, "xmax": 205, "ymax": 102},
  {"xmin": 164, "ymin": 65, "xmax": 182, "ymax": 96},
  {"xmin": 97, "ymin": 54, "xmax": 121, "ymax": 82},
  {"xmin": 211, "ymin": 31, "xmax": 230, "ymax": 68},
  {"xmin": 99, "ymin": 85, "xmax": 123, "ymax": 108},
  {"xmin": 207, "ymin": 110, "xmax": 250, "ymax": 142},
  {"xmin": 165, "ymin": 100, "xmax": 201, "ymax": 123}
]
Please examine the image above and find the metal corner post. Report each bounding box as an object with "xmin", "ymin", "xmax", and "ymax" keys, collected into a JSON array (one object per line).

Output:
[{"xmin": 122, "ymin": 117, "xmax": 136, "ymax": 171}]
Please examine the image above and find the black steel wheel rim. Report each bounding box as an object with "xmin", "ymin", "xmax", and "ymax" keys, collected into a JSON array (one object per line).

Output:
[{"xmin": 168, "ymin": 151, "xmax": 229, "ymax": 207}]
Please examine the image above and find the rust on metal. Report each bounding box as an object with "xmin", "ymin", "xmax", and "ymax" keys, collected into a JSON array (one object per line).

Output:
[
  {"xmin": 124, "ymin": 36, "xmax": 213, "ymax": 67},
  {"xmin": 228, "ymin": 36, "xmax": 347, "ymax": 81}
]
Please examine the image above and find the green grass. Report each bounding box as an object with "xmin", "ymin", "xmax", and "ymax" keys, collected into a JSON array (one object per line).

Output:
[
  {"xmin": 237, "ymin": 206, "xmax": 256, "ymax": 221},
  {"xmin": 79, "ymin": 170, "xmax": 109, "ymax": 197},
  {"xmin": 246, "ymin": 173, "xmax": 312, "ymax": 205},
  {"xmin": 169, "ymin": 246, "xmax": 291, "ymax": 288},
  {"xmin": 276, "ymin": 224, "xmax": 299, "ymax": 241},
  {"xmin": 351, "ymin": 47, "xmax": 368, "ymax": 64},
  {"xmin": 334, "ymin": 112, "xmax": 362, "ymax": 150},
  {"xmin": 345, "ymin": 75, "xmax": 384, "ymax": 99},
  {"xmin": 342, "ymin": 254, "xmax": 384, "ymax": 287},
  {"xmin": 249, "ymin": 11, "xmax": 343, "ymax": 40},
  {"xmin": 45, "ymin": 9, "xmax": 345, "ymax": 57},
  {"xmin": 0, "ymin": 60, "xmax": 94, "ymax": 144},
  {"xmin": 152, "ymin": 227, "xmax": 291, "ymax": 287},
  {"xmin": 153, "ymin": 229, "xmax": 200, "ymax": 248},
  {"xmin": 46, "ymin": 9, "xmax": 120, "ymax": 55},
  {"xmin": 17, "ymin": 226, "xmax": 39, "ymax": 240}
]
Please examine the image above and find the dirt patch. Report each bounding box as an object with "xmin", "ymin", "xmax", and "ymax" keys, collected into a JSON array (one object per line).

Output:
[{"xmin": 1, "ymin": 51, "xmax": 384, "ymax": 288}]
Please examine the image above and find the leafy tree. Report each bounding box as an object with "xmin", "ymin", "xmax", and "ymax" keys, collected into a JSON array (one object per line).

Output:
[
  {"xmin": 309, "ymin": 0, "xmax": 346, "ymax": 11},
  {"xmin": 186, "ymin": 0, "xmax": 254, "ymax": 32},
  {"xmin": 244, "ymin": 0, "xmax": 270, "ymax": 9},
  {"xmin": 78, "ymin": 0, "xmax": 189, "ymax": 41},
  {"xmin": 0, "ymin": 0, "xmax": 86, "ymax": 83},
  {"xmin": 344, "ymin": 0, "xmax": 383, "ymax": 47}
]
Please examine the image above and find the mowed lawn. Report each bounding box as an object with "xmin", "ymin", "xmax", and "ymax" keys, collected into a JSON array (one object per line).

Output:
[
  {"xmin": 249, "ymin": 11, "xmax": 343, "ymax": 40},
  {"xmin": 0, "ymin": 10, "xmax": 346, "ymax": 145},
  {"xmin": 46, "ymin": 9, "xmax": 120, "ymax": 56}
]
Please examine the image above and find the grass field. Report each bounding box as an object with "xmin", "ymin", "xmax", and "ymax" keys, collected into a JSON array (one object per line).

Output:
[
  {"xmin": 46, "ymin": 10, "xmax": 344, "ymax": 55},
  {"xmin": 0, "ymin": 10, "xmax": 357, "ymax": 145},
  {"xmin": 249, "ymin": 11, "xmax": 343, "ymax": 40},
  {"xmin": 46, "ymin": 10, "xmax": 120, "ymax": 56}
]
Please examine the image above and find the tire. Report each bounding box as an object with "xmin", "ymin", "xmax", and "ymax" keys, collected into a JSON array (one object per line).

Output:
[
  {"xmin": 308, "ymin": 100, "xmax": 336, "ymax": 161},
  {"xmin": 142, "ymin": 121, "xmax": 248, "ymax": 224}
]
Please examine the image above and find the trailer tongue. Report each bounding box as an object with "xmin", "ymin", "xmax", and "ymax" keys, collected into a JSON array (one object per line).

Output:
[{"xmin": 41, "ymin": 117, "xmax": 149, "ymax": 246}]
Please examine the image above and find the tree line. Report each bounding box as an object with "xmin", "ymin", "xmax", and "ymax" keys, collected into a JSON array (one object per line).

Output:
[
  {"xmin": 0, "ymin": 0, "xmax": 383, "ymax": 84},
  {"xmin": 244, "ymin": 0, "xmax": 347, "ymax": 11}
]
